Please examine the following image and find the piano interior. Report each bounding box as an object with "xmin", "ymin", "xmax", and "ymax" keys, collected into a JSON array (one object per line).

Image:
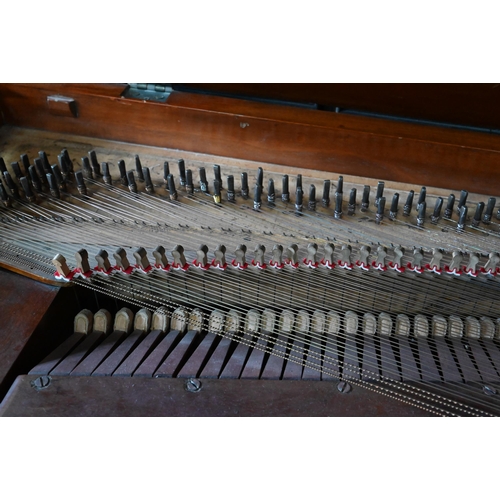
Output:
[{"xmin": 1, "ymin": 83, "xmax": 500, "ymax": 417}]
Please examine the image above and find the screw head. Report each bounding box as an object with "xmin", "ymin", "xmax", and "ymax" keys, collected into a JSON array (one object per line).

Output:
[
  {"xmin": 483, "ymin": 385, "xmax": 497, "ymax": 396},
  {"xmin": 337, "ymin": 381, "xmax": 352, "ymax": 394},
  {"xmin": 185, "ymin": 378, "xmax": 202, "ymax": 393},
  {"xmin": 31, "ymin": 375, "xmax": 51, "ymax": 390}
]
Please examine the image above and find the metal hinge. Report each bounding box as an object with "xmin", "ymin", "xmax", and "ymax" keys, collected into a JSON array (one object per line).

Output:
[{"xmin": 122, "ymin": 83, "xmax": 172, "ymax": 102}]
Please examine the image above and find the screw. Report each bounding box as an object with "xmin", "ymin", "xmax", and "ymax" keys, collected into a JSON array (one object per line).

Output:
[
  {"xmin": 31, "ymin": 375, "xmax": 51, "ymax": 390},
  {"xmin": 185, "ymin": 378, "xmax": 202, "ymax": 393},
  {"xmin": 483, "ymin": 385, "xmax": 497, "ymax": 396},
  {"xmin": 337, "ymin": 381, "xmax": 352, "ymax": 394}
]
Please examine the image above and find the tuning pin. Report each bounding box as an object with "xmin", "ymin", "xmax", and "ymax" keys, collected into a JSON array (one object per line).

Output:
[
  {"xmin": 194, "ymin": 244, "xmax": 208, "ymax": 269},
  {"xmin": 295, "ymin": 187, "xmax": 303, "ymax": 213},
  {"xmin": 457, "ymin": 190, "xmax": 468, "ymax": 214},
  {"xmin": 88, "ymin": 150, "xmax": 101, "ymax": 177},
  {"xmin": 20, "ymin": 154, "xmax": 31, "ymax": 179},
  {"xmin": 0, "ymin": 180, "xmax": 11, "ymax": 207},
  {"xmin": 142, "ymin": 167, "xmax": 155, "ymax": 194},
  {"xmin": 57, "ymin": 154, "xmax": 69, "ymax": 181},
  {"xmin": 81, "ymin": 157, "xmax": 93, "ymax": 179},
  {"xmin": 347, "ymin": 187, "xmax": 356, "ymax": 215},
  {"xmin": 282, "ymin": 174, "xmax": 290, "ymax": 202},
  {"xmin": 46, "ymin": 173, "xmax": 60, "ymax": 198},
  {"xmin": 308, "ymin": 185, "xmax": 316, "ymax": 211},
  {"xmin": 3, "ymin": 171, "xmax": 19, "ymax": 199},
  {"xmin": 403, "ymin": 190, "xmax": 414, "ymax": 216},
  {"xmin": 167, "ymin": 174, "xmax": 177, "ymax": 200},
  {"xmin": 472, "ymin": 202, "xmax": 485, "ymax": 227},
  {"xmin": 114, "ymin": 248, "xmax": 132, "ymax": 273},
  {"xmin": 444, "ymin": 193, "xmax": 455, "ymax": 218},
  {"xmin": 10, "ymin": 161, "xmax": 23, "ymax": 181},
  {"xmin": 61, "ymin": 149, "xmax": 74, "ymax": 172},
  {"xmin": 416, "ymin": 201, "xmax": 426, "ymax": 227},
  {"xmin": 171, "ymin": 244, "xmax": 188, "ymax": 270},
  {"xmin": 253, "ymin": 244, "xmax": 266, "ymax": 268},
  {"xmin": 51, "ymin": 164, "xmax": 66, "ymax": 191},
  {"xmin": 375, "ymin": 181, "xmax": 384, "ymax": 207},
  {"xmin": 213, "ymin": 244, "xmax": 227, "ymax": 269},
  {"xmin": 153, "ymin": 245, "xmax": 170, "ymax": 270},
  {"xmin": 163, "ymin": 161, "xmax": 170, "ymax": 188},
  {"xmin": 75, "ymin": 248, "xmax": 91, "ymax": 275},
  {"xmin": 417, "ymin": 187, "xmax": 426, "ymax": 210},
  {"xmin": 20, "ymin": 177, "xmax": 36, "ymax": 202},
  {"xmin": 457, "ymin": 205, "xmax": 468, "ymax": 232},
  {"xmin": 185, "ymin": 169, "xmax": 194, "ymax": 195},
  {"xmin": 0, "ymin": 157, "xmax": 7, "ymax": 174},
  {"xmin": 52, "ymin": 253, "xmax": 72, "ymax": 279},
  {"xmin": 240, "ymin": 172, "xmax": 248, "ymax": 198},
  {"xmin": 178, "ymin": 159, "xmax": 187, "ymax": 186},
  {"xmin": 28, "ymin": 166, "xmax": 42, "ymax": 193},
  {"xmin": 38, "ymin": 151, "xmax": 51, "ymax": 174},
  {"xmin": 115, "ymin": 160, "xmax": 126, "ymax": 186},
  {"xmin": 102, "ymin": 162, "xmax": 112, "ymax": 186},
  {"xmin": 213, "ymin": 164, "xmax": 222, "ymax": 190},
  {"xmin": 389, "ymin": 192, "xmax": 399, "ymax": 220},
  {"xmin": 270, "ymin": 244, "xmax": 284, "ymax": 268},
  {"xmin": 34, "ymin": 158, "xmax": 48, "ymax": 186},
  {"xmin": 75, "ymin": 171, "xmax": 88, "ymax": 196},
  {"xmin": 375, "ymin": 196, "xmax": 385, "ymax": 223},
  {"xmin": 213, "ymin": 179, "xmax": 222, "ymax": 204},
  {"xmin": 95, "ymin": 249, "xmax": 112, "ymax": 273},
  {"xmin": 361, "ymin": 185, "xmax": 370, "ymax": 212},
  {"xmin": 135, "ymin": 155, "xmax": 145, "ymax": 182},
  {"xmin": 322, "ymin": 180, "xmax": 331, "ymax": 208},
  {"xmin": 431, "ymin": 197, "xmax": 443, "ymax": 224},
  {"xmin": 296, "ymin": 174, "xmax": 302, "ymax": 192},
  {"xmin": 133, "ymin": 247, "xmax": 152, "ymax": 272},
  {"xmin": 253, "ymin": 183, "xmax": 262, "ymax": 210},
  {"xmin": 226, "ymin": 175, "xmax": 235, "ymax": 201},
  {"xmin": 264, "ymin": 178, "xmax": 275, "ymax": 205},
  {"xmin": 127, "ymin": 171, "xmax": 138, "ymax": 193},
  {"xmin": 199, "ymin": 167, "xmax": 209, "ymax": 194},
  {"xmin": 483, "ymin": 197, "xmax": 496, "ymax": 224},
  {"xmin": 334, "ymin": 191, "xmax": 342, "ymax": 219}
]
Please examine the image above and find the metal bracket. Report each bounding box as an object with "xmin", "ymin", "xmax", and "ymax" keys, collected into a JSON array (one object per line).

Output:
[{"xmin": 122, "ymin": 83, "xmax": 172, "ymax": 102}]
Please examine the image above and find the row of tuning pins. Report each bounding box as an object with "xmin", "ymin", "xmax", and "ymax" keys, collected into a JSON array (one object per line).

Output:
[{"xmin": 0, "ymin": 149, "xmax": 75, "ymax": 205}]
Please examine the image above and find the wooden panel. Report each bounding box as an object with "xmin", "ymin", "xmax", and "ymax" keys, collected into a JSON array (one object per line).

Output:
[{"xmin": 1, "ymin": 84, "xmax": 500, "ymax": 195}]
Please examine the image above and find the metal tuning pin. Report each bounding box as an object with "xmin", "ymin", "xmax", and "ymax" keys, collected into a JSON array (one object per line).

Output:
[
  {"xmin": 457, "ymin": 189, "xmax": 468, "ymax": 214},
  {"xmin": 0, "ymin": 180, "xmax": 11, "ymax": 207},
  {"xmin": 46, "ymin": 173, "xmax": 60, "ymax": 198},
  {"xmin": 167, "ymin": 174, "xmax": 177, "ymax": 200},
  {"xmin": 376, "ymin": 196, "xmax": 385, "ymax": 223},
  {"xmin": 153, "ymin": 245, "xmax": 169, "ymax": 269},
  {"xmin": 457, "ymin": 205, "xmax": 468, "ymax": 232},
  {"xmin": 114, "ymin": 248, "xmax": 131, "ymax": 272},
  {"xmin": 334, "ymin": 191, "xmax": 342, "ymax": 219},
  {"xmin": 322, "ymin": 180, "xmax": 331, "ymax": 208},
  {"xmin": 431, "ymin": 197, "xmax": 443, "ymax": 224},
  {"xmin": 10, "ymin": 161, "xmax": 23, "ymax": 181},
  {"xmin": 133, "ymin": 247, "xmax": 151, "ymax": 272},
  {"xmin": 240, "ymin": 172, "xmax": 249, "ymax": 199},
  {"xmin": 483, "ymin": 197, "xmax": 496, "ymax": 224},
  {"xmin": 195, "ymin": 244, "xmax": 208, "ymax": 269},
  {"xmin": 227, "ymin": 175, "xmax": 235, "ymax": 201},
  {"xmin": 75, "ymin": 249, "xmax": 91, "ymax": 275},
  {"xmin": 361, "ymin": 185, "xmax": 370, "ymax": 212},
  {"xmin": 417, "ymin": 187, "xmax": 426, "ymax": 210},
  {"xmin": 282, "ymin": 174, "xmax": 290, "ymax": 202},
  {"xmin": 337, "ymin": 175, "xmax": 344, "ymax": 195},
  {"xmin": 28, "ymin": 166, "xmax": 42, "ymax": 193},
  {"xmin": 213, "ymin": 179, "xmax": 222, "ymax": 204},
  {"xmin": 416, "ymin": 201, "xmax": 426, "ymax": 227},
  {"xmin": 95, "ymin": 249, "xmax": 112, "ymax": 273},
  {"xmin": 142, "ymin": 167, "xmax": 155, "ymax": 194},
  {"xmin": 75, "ymin": 171, "xmax": 88, "ymax": 196},
  {"xmin": 213, "ymin": 164, "xmax": 222, "ymax": 190},
  {"xmin": 20, "ymin": 177, "xmax": 36, "ymax": 202},
  {"xmin": 444, "ymin": 193, "xmax": 455, "ymax": 218},
  {"xmin": 102, "ymin": 162, "xmax": 112, "ymax": 185},
  {"xmin": 62, "ymin": 149, "xmax": 74, "ymax": 172},
  {"xmin": 51, "ymin": 164, "xmax": 66, "ymax": 191},
  {"xmin": 472, "ymin": 201, "xmax": 485, "ymax": 227},
  {"xmin": 0, "ymin": 157, "xmax": 7, "ymax": 174},
  {"xmin": 34, "ymin": 158, "xmax": 48, "ymax": 186},
  {"xmin": 199, "ymin": 167, "xmax": 209, "ymax": 194},
  {"xmin": 267, "ymin": 178, "xmax": 275, "ymax": 205},
  {"xmin": 52, "ymin": 254, "xmax": 72, "ymax": 278},
  {"xmin": 403, "ymin": 190, "xmax": 414, "ymax": 216},
  {"xmin": 178, "ymin": 159, "xmax": 187, "ymax": 186},
  {"xmin": 347, "ymin": 187, "xmax": 356, "ymax": 215},
  {"xmin": 81, "ymin": 156, "xmax": 93, "ymax": 179},
  {"xmin": 38, "ymin": 151, "xmax": 51, "ymax": 174},
  {"xmin": 213, "ymin": 244, "xmax": 227, "ymax": 269},
  {"xmin": 88, "ymin": 150, "xmax": 101, "ymax": 177},
  {"xmin": 57, "ymin": 154, "xmax": 69, "ymax": 181},
  {"xmin": 256, "ymin": 167, "xmax": 264, "ymax": 191},
  {"xmin": 20, "ymin": 154, "xmax": 31, "ymax": 179},
  {"xmin": 295, "ymin": 187, "xmax": 303, "ymax": 213},
  {"xmin": 253, "ymin": 183, "xmax": 262, "ymax": 210},
  {"xmin": 185, "ymin": 169, "xmax": 194, "ymax": 195},
  {"xmin": 127, "ymin": 171, "xmax": 138, "ymax": 193},
  {"xmin": 308, "ymin": 185, "xmax": 316, "ymax": 211},
  {"xmin": 134, "ymin": 155, "xmax": 145, "ymax": 182},
  {"xmin": 171, "ymin": 245, "xmax": 188, "ymax": 270},
  {"xmin": 117, "ymin": 160, "xmax": 128, "ymax": 186},
  {"xmin": 389, "ymin": 192, "xmax": 399, "ymax": 220},
  {"xmin": 296, "ymin": 174, "xmax": 302, "ymax": 192},
  {"xmin": 375, "ymin": 181, "xmax": 384, "ymax": 207},
  {"xmin": 161, "ymin": 161, "xmax": 169, "ymax": 189},
  {"xmin": 271, "ymin": 244, "xmax": 284, "ymax": 268},
  {"xmin": 3, "ymin": 171, "xmax": 19, "ymax": 199},
  {"xmin": 253, "ymin": 244, "xmax": 266, "ymax": 268}
]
